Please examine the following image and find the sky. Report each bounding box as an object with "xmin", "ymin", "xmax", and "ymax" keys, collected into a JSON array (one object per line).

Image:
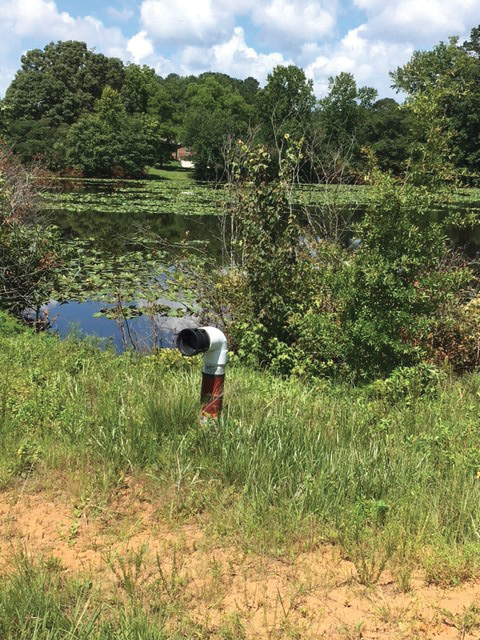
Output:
[{"xmin": 0, "ymin": 0, "xmax": 479, "ymax": 99}]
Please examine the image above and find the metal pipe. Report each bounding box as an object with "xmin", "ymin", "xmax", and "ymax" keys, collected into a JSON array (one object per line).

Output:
[{"xmin": 177, "ymin": 326, "xmax": 228, "ymax": 419}]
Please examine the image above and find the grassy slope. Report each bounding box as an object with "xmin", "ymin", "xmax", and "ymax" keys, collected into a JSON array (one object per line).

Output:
[
  {"xmin": 2, "ymin": 313, "xmax": 480, "ymax": 636},
  {"xmin": 147, "ymin": 162, "xmax": 195, "ymax": 183},
  {"xmin": 2, "ymin": 314, "xmax": 480, "ymax": 560}
]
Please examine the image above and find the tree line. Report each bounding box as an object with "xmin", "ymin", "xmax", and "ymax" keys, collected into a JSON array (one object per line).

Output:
[{"xmin": 0, "ymin": 28, "xmax": 479, "ymax": 180}]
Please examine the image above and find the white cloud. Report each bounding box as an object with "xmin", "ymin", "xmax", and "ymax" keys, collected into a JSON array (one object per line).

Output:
[
  {"xmin": 1, "ymin": 0, "xmax": 479, "ymax": 101},
  {"xmin": 300, "ymin": 0, "xmax": 479, "ymax": 98},
  {"xmin": 0, "ymin": 0, "xmax": 74, "ymax": 39},
  {"xmin": 305, "ymin": 25, "xmax": 414, "ymax": 97},
  {"xmin": 353, "ymin": 0, "xmax": 480, "ymax": 42},
  {"xmin": 127, "ymin": 30, "xmax": 154, "ymax": 62},
  {"xmin": 107, "ymin": 6, "xmax": 135, "ymax": 22},
  {"xmin": 252, "ymin": 0, "xmax": 338, "ymax": 48},
  {"xmin": 0, "ymin": 0, "xmax": 128, "ymax": 60},
  {"xmin": 210, "ymin": 27, "xmax": 290, "ymax": 80},
  {"xmin": 152, "ymin": 56, "xmax": 176, "ymax": 77},
  {"xmin": 140, "ymin": 0, "xmax": 233, "ymax": 45},
  {"xmin": 178, "ymin": 27, "xmax": 290, "ymax": 82},
  {"xmin": 138, "ymin": 0, "xmax": 339, "ymax": 52}
]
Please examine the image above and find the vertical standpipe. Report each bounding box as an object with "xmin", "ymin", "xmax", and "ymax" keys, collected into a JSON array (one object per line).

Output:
[{"xmin": 176, "ymin": 327, "xmax": 228, "ymax": 419}]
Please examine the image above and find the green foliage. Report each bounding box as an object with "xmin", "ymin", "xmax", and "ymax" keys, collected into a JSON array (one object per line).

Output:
[
  {"xmin": 0, "ymin": 310, "xmax": 27, "ymax": 336},
  {"xmin": 6, "ymin": 118, "xmax": 68, "ymax": 169},
  {"xmin": 220, "ymin": 137, "xmax": 318, "ymax": 371},
  {"xmin": 218, "ymin": 140, "xmax": 475, "ymax": 379},
  {"xmin": 363, "ymin": 98, "xmax": 411, "ymax": 174},
  {"xmin": 182, "ymin": 76, "xmax": 253, "ymax": 179},
  {"xmin": 0, "ymin": 142, "xmax": 65, "ymax": 319},
  {"xmin": 0, "ymin": 220, "xmax": 62, "ymax": 317},
  {"xmin": 392, "ymin": 31, "xmax": 480, "ymax": 178},
  {"xmin": 317, "ymin": 73, "xmax": 377, "ymax": 149},
  {"xmin": 67, "ymin": 87, "xmax": 161, "ymax": 177},
  {"xmin": 368, "ymin": 363, "xmax": 446, "ymax": 402},
  {"xmin": 313, "ymin": 72, "xmax": 378, "ymax": 179},
  {"xmin": 3, "ymin": 40, "xmax": 125, "ymax": 126},
  {"xmin": 257, "ymin": 65, "xmax": 315, "ymax": 153},
  {"xmin": 340, "ymin": 171, "xmax": 471, "ymax": 376}
]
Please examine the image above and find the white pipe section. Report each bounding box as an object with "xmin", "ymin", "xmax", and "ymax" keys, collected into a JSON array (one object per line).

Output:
[{"xmin": 200, "ymin": 326, "xmax": 228, "ymax": 375}]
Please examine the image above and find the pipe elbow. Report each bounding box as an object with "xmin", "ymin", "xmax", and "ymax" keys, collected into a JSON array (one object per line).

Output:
[
  {"xmin": 177, "ymin": 326, "xmax": 228, "ymax": 374},
  {"xmin": 202, "ymin": 327, "xmax": 228, "ymax": 370}
]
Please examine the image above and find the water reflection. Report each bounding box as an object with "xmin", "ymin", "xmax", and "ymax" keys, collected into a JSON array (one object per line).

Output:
[
  {"xmin": 46, "ymin": 299, "xmax": 198, "ymax": 352},
  {"xmin": 48, "ymin": 208, "xmax": 221, "ymax": 350},
  {"xmin": 47, "ymin": 191, "xmax": 480, "ymax": 351}
]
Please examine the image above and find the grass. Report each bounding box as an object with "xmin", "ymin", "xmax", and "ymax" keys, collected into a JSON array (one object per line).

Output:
[
  {"xmin": 0, "ymin": 552, "xmax": 217, "ymax": 639},
  {"xmin": 3, "ymin": 312, "xmax": 480, "ymax": 635},
  {"xmin": 2, "ymin": 313, "xmax": 480, "ymax": 567},
  {"xmin": 147, "ymin": 163, "xmax": 195, "ymax": 182}
]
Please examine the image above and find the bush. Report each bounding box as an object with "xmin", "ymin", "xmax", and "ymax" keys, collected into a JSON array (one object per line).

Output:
[
  {"xmin": 0, "ymin": 310, "xmax": 28, "ymax": 337},
  {"xmin": 216, "ymin": 141, "xmax": 474, "ymax": 380},
  {"xmin": 425, "ymin": 295, "xmax": 480, "ymax": 371},
  {"xmin": 0, "ymin": 142, "xmax": 64, "ymax": 321},
  {"xmin": 339, "ymin": 172, "xmax": 471, "ymax": 377}
]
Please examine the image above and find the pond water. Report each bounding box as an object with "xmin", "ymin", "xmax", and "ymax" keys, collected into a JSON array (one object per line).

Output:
[
  {"xmin": 45, "ymin": 299, "xmax": 194, "ymax": 351},
  {"xmin": 44, "ymin": 179, "xmax": 480, "ymax": 351},
  {"xmin": 46, "ymin": 195, "xmax": 224, "ymax": 350}
]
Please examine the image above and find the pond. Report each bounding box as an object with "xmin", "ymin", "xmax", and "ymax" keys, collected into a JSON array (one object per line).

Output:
[
  {"xmin": 43, "ymin": 178, "xmax": 480, "ymax": 351},
  {"xmin": 44, "ymin": 178, "xmax": 226, "ymax": 350}
]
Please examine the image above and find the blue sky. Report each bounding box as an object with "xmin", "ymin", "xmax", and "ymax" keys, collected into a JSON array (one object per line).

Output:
[{"xmin": 0, "ymin": 0, "xmax": 479, "ymax": 99}]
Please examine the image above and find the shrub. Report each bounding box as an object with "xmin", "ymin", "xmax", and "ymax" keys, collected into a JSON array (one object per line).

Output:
[
  {"xmin": 217, "ymin": 141, "xmax": 474, "ymax": 380},
  {"xmin": 339, "ymin": 172, "xmax": 472, "ymax": 377},
  {"xmin": 0, "ymin": 142, "xmax": 64, "ymax": 321}
]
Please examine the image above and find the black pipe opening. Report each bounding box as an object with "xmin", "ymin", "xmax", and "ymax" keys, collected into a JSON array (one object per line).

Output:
[{"xmin": 177, "ymin": 328, "xmax": 210, "ymax": 356}]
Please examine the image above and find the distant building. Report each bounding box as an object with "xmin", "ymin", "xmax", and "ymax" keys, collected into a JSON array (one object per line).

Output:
[{"xmin": 172, "ymin": 146, "xmax": 193, "ymax": 161}]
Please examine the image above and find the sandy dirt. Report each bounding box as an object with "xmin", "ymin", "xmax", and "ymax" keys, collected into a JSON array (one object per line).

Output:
[{"xmin": 0, "ymin": 477, "xmax": 479, "ymax": 639}]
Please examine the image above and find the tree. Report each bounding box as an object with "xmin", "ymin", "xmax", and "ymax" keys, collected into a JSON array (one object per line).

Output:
[
  {"xmin": 391, "ymin": 31, "xmax": 480, "ymax": 176},
  {"xmin": 239, "ymin": 77, "xmax": 260, "ymax": 104},
  {"xmin": 6, "ymin": 118, "xmax": 68, "ymax": 169},
  {"xmin": 1, "ymin": 41, "xmax": 126, "ymax": 167},
  {"xmin": 121, "ymin": 65, "xmax": 177, "ymax": 165},
  {"xmin": 364, "ymin": 98, "xmax": 411, "ymax": 174},
  {"xmin": 182, "ymin": 77, "xmax": 252, "ymax": 178},
  {"xmin": 315, "ymin": 72, "xmax": 377, "ymax": 178},
  {"xmin": 463, "ymin": 25, "xmax": 480, "ymax": 57},
  {"xmin": 257, "ymin": 65, "xmax": 315, "ymax": 148},
  {"xmin": 66, "ymin": 87, "xmax": 159, "ymax": 177},
  {"xmin": 3, "ymin": 41, "xmax": 125, "ymax": 126}
]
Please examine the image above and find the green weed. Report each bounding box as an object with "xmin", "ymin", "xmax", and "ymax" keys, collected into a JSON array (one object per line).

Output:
[{"xmin": 2, "ymin": 324, "xmax": 480, "ymax": 587}]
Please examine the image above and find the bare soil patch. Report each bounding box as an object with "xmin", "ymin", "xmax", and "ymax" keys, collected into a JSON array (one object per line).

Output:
[{"xmin": 0, "ymin": 478, "xmax": 479, "ymax": 639}]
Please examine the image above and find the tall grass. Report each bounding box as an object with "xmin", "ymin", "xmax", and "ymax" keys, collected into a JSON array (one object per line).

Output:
[
  {"xmin": 2, "ymin": 318, "xmax": 480, "ymax": 579},
  {"xmin": 0, "ymin": 553, "xmax": 203, "ymax": 639}
]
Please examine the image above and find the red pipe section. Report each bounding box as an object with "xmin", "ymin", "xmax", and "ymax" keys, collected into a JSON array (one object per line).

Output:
[{"xmin": 200, "ymin": 372, "xmax": 225, "ymax": 419}]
